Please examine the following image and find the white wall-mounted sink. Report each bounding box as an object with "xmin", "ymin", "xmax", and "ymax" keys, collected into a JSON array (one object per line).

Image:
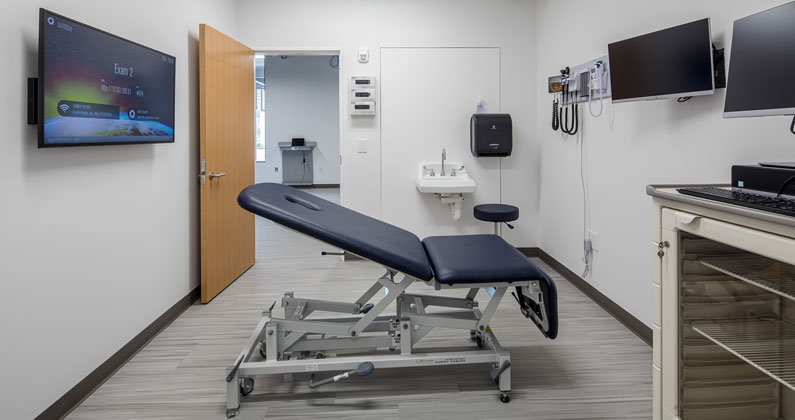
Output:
[
  {"xmin": 415, "ymin": 162, "xmax": 476, "ymax": 194},
  {"xmin": 415, "ymin": 161, "xmax": 476, "ymax": 221}
]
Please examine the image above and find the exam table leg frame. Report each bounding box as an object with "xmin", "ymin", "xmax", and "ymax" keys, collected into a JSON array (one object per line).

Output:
[{"xmin": 226, "ymin": 270, "xmax": 520, "ymax": 418}]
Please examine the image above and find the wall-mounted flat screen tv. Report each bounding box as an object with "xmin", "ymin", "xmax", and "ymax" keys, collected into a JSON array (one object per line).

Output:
[
  {"xmin": 724, "ymin": 1, "xmax": 795, "ymax": 118},
  {"xmin": 38, "ymin": 9, "xmax": 176, "ymax": 148},
  {"xmin": 608, "ymin": 18, "xmax": 715, "ymax": 103}
]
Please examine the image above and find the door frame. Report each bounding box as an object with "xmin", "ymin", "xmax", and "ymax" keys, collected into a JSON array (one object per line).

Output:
[{"xmin": 252, "ymin": 48, "xmax": 344, "ymax": 195}]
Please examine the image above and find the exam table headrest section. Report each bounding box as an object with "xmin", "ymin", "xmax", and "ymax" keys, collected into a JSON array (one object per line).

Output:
[{"xmin": 237, "ymin": 183, "xmax": 434, "ymax": 281}]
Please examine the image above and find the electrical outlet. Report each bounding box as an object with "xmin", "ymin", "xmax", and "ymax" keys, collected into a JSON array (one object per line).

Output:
[
  {"xmin": 357, "ymin": 139, "xmax": 368, "ymax": 154},
  {"xmin": 588, "ymin": 229, "xmax": 599, "ymax": 252}
]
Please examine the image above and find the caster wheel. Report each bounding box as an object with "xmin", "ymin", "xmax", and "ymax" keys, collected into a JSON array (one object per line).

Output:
[
  {"xmin": 259, "ymin": 341, "xmax": 267, "ymax": 359},
  {"xmin": 500, "ymin": 393, "xmax": 510, "ymax": 403},
  {"xmin": 476, "ymin": 335, "xmax": 484, "ymax": 349},
  {"xmin": 239, "ymin": 377, "xmax": 254, "ymax": 396},
  {"xmin": 470, "ymin": 330, "xmax": 477, "ymax": 340}
]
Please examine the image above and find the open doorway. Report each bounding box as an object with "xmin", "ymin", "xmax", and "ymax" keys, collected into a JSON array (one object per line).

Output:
[{"xmin": 253, "ymin": 53, "xmax": 341, "ymax": 188}]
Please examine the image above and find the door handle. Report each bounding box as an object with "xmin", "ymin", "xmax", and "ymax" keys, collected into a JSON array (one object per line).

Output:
[{"xmin": 209, "ymin": 172, "xmax": 227, "ymax": 180}]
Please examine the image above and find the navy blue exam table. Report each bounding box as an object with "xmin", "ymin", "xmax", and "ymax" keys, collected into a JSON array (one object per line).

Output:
[{"xmin": 225, "ymin": 183, "xmax": 558, "ymax": 417}]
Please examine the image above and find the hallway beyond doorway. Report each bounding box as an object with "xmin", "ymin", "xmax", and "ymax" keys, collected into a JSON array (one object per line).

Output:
[{"xmin": 254, "ymin": 54, "xmax": 340, "ymax": 188}]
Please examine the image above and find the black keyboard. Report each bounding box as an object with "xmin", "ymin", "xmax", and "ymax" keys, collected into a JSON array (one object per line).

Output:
[{"xmin": 678, "ymin": 187, "xmax": 795, "ymax": 217}]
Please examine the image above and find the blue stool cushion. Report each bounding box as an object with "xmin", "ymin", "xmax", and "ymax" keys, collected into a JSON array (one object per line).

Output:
[
  {"xmin": 422, "ymin": 235, "xmax": 545, "ymax": 285},
  {"xmin": 474, "ymin": 204, "xmax": 519, "ymax": 223}
]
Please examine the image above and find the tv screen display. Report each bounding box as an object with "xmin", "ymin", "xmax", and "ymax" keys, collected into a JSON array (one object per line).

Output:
[
  {"xmin": 38, "ymin": 9, "xmax": 176, "ymax": 147},
  {"xmin": 608, "ymin": 18, "xmax": 715, "ymax": 103},
  {"xmin": 724, "ymin": 2, "xmax": 795, "ymax": 118}
]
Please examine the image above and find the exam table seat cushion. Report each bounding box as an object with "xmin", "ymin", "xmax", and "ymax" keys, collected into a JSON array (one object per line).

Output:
[
  {"xmin": 422, "ymin": 235, "xmax": 546, "ymax": 285},
  {"xmin": 238, "ymin": 183, "xmax": 434, "ymax": 281}
]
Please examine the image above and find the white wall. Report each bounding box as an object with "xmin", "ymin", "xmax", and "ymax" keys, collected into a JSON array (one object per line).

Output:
[
  {"xmin": 0, "ymin": 2, "xmax": 236, "ymax": 419},
  {"xmin": 235, "ymin": 0, "xmax": 540, "ymax": 247},
  {"xmin": 535, "ymin": 0, "xmax": 795, "ymax": 326},
  {"xmin": 255, "ymin": 55, "xmax": 340, "ymax": 185},
  {"xmin": 380, "ymin": 47, "xmax": 502, "ymax": 237}
]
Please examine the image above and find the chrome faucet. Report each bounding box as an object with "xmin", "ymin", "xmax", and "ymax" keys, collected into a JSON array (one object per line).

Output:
[{"xmin": 441, "ymin": 148, "xmax": 447, "ymax": 176}]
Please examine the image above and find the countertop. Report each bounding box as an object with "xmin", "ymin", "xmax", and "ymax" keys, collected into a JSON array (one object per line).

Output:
[{"xmin": 647, "ymin": 184, "xmax": 795, "ymax": 228}]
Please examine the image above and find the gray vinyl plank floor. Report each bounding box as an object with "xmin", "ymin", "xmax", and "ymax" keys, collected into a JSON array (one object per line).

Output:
[{"xmin": 67, "ymin": 188, "xmax": 652, "ymax": 420}]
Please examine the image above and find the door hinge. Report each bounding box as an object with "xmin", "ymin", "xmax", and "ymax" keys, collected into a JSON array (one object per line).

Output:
[
  {"xmin": 199, "ymin": 157, "xmax": 206, "ymax": 185},
  {"xmin": 656, "ymin": 241, "xmax": 670, "ymax": 258}
]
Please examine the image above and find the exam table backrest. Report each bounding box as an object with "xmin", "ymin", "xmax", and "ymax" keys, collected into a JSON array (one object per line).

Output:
[{"xmin": 238, "ymin": 183, "xmax": 435, "ymax": 281}]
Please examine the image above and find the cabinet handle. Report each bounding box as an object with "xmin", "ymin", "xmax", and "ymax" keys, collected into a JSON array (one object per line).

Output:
[{"xmin": 675, "ymin": 211, "xmax": 701, "ymax": 225}]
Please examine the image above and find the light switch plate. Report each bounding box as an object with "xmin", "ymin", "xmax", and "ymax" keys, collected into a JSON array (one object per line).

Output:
[{"xmin": 357, "ymin": 139, "xmax": 368, "ymax": 154}]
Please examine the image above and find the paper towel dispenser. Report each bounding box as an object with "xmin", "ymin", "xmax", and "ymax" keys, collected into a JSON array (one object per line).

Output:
[{"xmin": 470, "ymin": 114, "xmax": 512, "ymax": 157}]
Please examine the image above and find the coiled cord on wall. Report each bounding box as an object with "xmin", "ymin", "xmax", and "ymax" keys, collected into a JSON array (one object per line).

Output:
[
  {"xmin": 580, "ymin": 125, "xmax": 591, "ymax": 278},
  {"xmin": 560, "ymin": 89, "xmax": 579, "ymax": 136}
]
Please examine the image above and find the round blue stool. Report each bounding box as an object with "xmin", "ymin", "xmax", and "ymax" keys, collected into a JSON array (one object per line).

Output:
[{"xmin": 474, "ymin": 204, "xmax": 519, "ymax": 236}]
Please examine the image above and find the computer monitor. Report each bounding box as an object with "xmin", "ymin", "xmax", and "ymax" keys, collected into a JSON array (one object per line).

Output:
[
  {"xmin": 608, "ymin": 18, "xmax": 715, "ymax": 103},
  {"xmin": 38, "ymin": 9, "xmax": 176, "ymax": 147},
  {"xmin": 724, "ymin": 1, "xmax": 795, "ymax": 118}
]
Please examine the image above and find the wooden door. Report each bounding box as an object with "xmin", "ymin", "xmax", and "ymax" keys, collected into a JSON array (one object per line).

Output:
[{"xmin": 199, "ymin": 25, "xmax": 255, "ymax": 303}]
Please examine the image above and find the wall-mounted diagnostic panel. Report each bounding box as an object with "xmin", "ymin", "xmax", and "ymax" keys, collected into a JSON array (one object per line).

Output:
[
  {"xmin": 547, "ymin": 55, "xmax": 612, "ymax": 134},
  {"xmin": 350, "ymin": 76, "xmax": 376, "ymax": 116}
]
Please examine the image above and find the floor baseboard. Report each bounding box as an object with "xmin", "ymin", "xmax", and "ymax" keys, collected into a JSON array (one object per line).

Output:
[
  {"xmin": 292, "ymin": 184, "xmax": 340, "ymax": 189},
  {"xmin": 536, "ymin": 249, "xmax": 652, "ymax": 346},
  {"xmin": 35, "ymin": 287, "xmax": 201, "ymax": 420},
  {"xmin": 517, "ymin": 247, "xmax": 540, "ymax": 258}
]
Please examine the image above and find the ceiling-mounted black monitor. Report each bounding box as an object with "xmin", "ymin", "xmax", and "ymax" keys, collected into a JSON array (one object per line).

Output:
[
  {"xmin": 724, "ymin": 1, "xmax": 795, "ymax": 118},
  {"xmin": 608, "ymin": 18, "xmax": 715, "ymax": 103},
  {"xmin": 38, "ymin": 9, "xmax": 176, "ymax": 148}
]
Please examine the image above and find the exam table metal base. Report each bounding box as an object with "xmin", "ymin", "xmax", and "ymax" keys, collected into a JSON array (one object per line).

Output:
[{"xmin": 226, "ymin": 270, "xmax": 524, "ymax": 418}]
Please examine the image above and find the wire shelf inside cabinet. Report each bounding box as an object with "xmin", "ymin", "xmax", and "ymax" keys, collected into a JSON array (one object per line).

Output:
[
  {"xmin": 691, "ymin": 319, "xmax": 795, "ymax": 392},
  {"xmin": 701, "ymin": 256, "xmax": 795, "ymax": 303}
]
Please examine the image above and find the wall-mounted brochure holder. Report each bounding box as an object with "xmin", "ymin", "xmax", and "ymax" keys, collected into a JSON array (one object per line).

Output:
[{"xmin": 350, "ymin": 76, "xmax": 377, "ymax": 116}]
